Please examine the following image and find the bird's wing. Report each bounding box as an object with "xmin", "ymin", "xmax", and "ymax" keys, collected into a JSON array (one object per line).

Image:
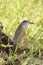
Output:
[{"xmin": 13, "ymin": 24, "xmax": 25, "ymax": 44}]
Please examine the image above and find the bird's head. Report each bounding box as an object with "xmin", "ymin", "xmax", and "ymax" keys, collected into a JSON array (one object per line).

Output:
[{"xmin": 21, "ymin": 20, "xmax": 34, "ymax": 30}]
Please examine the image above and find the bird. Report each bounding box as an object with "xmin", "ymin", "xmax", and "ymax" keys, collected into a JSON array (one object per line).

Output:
[
  {"xmin": 13, "ymin": 20, "xmax": 34, "ymax": 50},
  {"xmin": 12, "ymin": 20, "xmax": 34, "ymax": 53}
]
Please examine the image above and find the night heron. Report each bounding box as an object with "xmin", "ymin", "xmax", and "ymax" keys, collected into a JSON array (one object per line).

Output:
[{"xmin": 13, "ymin": 20, "xmax": 34, "ymax": 48}]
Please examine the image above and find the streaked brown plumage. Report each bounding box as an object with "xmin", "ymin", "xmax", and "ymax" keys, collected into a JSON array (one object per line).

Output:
[{"xmin": 13, "ymin": 20, "xmax": 34, "ymax": 46}]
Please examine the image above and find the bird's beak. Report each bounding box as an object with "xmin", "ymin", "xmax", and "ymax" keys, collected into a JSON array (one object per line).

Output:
[
  {"xmin": 29, "ymin": 22, "xmax": 34, "ymax": 24},
  {"xmin": 27, "ymin": 22, "xmax": 34, "ymax": 28}
]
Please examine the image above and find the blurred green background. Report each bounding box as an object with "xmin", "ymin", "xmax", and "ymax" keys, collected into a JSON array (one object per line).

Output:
[
  {"xmin": 0, "ymin": 0, "xmax": 43, "ymax": 48},
  {"xmin": 0, "ymin": 0, "xmax": 43, "ymax": 64}
]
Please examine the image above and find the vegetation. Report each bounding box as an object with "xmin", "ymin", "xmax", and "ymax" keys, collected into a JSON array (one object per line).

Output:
[{"xmin": 0, "ymin": 0, "xmax": 43, "ymax": 65}]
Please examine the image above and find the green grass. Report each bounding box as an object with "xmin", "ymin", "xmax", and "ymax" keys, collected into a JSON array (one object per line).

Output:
[{"xmin": 0, "ymin": 0, "xmax": 43, "ymax": 65}]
